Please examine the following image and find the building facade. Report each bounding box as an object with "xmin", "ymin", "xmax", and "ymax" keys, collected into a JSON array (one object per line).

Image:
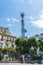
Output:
[
  {"xmin": 0, "ymin": 27, "xmax": 16, "ymax": 48},
  {"xmin": 34, "ymin": 33, "xmax": 43, "ymax": 40}
]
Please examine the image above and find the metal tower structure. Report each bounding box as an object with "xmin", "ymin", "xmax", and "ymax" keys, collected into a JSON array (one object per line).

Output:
[{"xmin": 21, "ymin": 13, "xmax": 25, "ymax": 38}]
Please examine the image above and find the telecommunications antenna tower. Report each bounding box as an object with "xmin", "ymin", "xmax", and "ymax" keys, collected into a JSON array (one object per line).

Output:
[{"xmin": 21, "ymin": 13, "xmax": 25, "ymax": 38}]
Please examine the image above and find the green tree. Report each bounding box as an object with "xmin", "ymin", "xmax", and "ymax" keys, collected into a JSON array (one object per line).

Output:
[
  {"xmin": 15, "ymin": 38, "xmax": 28, "ymax": 54},
  {"xmin": 27, "ymin": 37, "xmax": 38, "ymax": 47},
  {"xmin": 1, "ymin": 47, "xmax": 9, "ymax": 54},
  {"xmin": 15, "ymin": 38, "xmax": 20, "ymax": 46},
  {"xmin": 15, "ymin": 37, "xmax": 41, "ymax": 59},
  {"xmin": 38, "ymin": 39, "xmax": 43, "ymax": 51},
  {"xmin": 1, "ymin": 47, "xmax": 16, "ymax": 61},
  {"xmin": 27, "ymin": 37, "xmax": 38, "ymax": 57},
  {"xmin": 0, "ymin": 53, "xmax": 3, "ymax": 61}
]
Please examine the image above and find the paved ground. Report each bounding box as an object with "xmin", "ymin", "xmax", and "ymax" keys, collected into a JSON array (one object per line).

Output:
[{"xmin": 0, "ymin": 63, "xmax": 41, "ymax": 65}]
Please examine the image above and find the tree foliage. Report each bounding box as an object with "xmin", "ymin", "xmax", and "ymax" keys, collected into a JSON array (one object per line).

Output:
[
  {"xmin": 38, "ymin": 39, "xmax": 43, "ymax": 51},
  {"xmin": 0, "ymin": 53, "xmax": 3, "ymax": 61},
  {"xmin": 15, "ymin": 37, "xmax": 43, "ymax": 55},
  {"xmin": 0, "ymin": 37, "xmax": 43, "ymax": 60}
]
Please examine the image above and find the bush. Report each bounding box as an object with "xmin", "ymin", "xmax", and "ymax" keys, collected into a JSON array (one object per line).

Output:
[
  {"xmin": 0, "ymin": 53, "xmax": 3, "ymax": 61},
  {"xmin": 32, "ymin": 55, "xmax": 41, "ymax": 60},
  {"xmin": 19, "ymin": 56, "xmax": 23, "ymax": 61}
]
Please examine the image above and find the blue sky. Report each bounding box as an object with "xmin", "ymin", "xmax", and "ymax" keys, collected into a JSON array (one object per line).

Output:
[{"xmin": 0, "ymin": 0, "xmax": 43, "ymax": 38}]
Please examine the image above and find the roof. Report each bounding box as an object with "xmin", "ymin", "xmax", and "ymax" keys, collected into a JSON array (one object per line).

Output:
[
  {"xmin": 0, "ymin": 33, "xmax": 16, "ymax": 38},
  {"xmin": 0, "ymin": 27, "xmax": 16, "ymax": 38}
]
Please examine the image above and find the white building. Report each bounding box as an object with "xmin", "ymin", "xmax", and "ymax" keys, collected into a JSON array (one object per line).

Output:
[{"xmin": 0, "ymin": 27, "xmax": 16, "ymax": 48}]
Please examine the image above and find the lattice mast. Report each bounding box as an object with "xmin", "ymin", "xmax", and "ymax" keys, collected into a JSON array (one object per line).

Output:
[{"xmin": 21, "ymin": 13, "xmax": 25, "ymax": 38}]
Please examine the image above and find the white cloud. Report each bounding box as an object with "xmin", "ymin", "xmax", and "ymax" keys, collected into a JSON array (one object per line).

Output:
[
  {"xmin": 30, "ymin": 10, "xmax": 43, "ymax": 28},
  {"xmin": 6, "ymin": 18, "xmax": 19, "ymax": 23},
  {"xmin": 6, "ymin": 18, "xmax": 19, "ymax": 27},
  {"xmin": 31, "ymin": 20, "xmax": 43, "ymax": 28},
  {"xmin": 7, "ymin": 24, "xmax": 14, "ymax": 27},
  {"xmin": 6, "ymin": 18, "xmax": 10, "ymax": 22},
  {"xmin": 30, "ymin": 16, "xmax": 34, "ymax": 20}
]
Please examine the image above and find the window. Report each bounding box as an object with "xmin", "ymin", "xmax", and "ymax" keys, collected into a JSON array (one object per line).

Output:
[
  {"xmin": 10, "ymin": 38, "xmax": 11, "ymax": 41},
  {"xmin": 6, "ymin": 42, "xmax": 8, "ymax": 47},
  {"xmin": 1, "ymin": 36, "xmax": 3, "ymax": 41},
  {"xmin": 13, "ymin": 38, "xmax": 14, "ymax": 42},
  {"xmin": 12, "ymin": 43, "xmax": 14, "ymax": 47}
]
